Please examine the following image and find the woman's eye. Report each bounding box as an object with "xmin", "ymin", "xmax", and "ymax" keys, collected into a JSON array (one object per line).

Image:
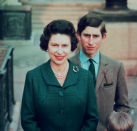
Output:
[{"xmin": 63, "ymin": 45, "xmax": 68, "ymax": 47}]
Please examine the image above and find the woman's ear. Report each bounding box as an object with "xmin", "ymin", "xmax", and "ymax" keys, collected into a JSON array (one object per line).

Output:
[
  {"xmin": 105, "ymin": 129, "xmax": 107, "ymax": 131},
  {"xmin": 76, "ymin": 32, "xmax": 81, "ymax": 41}
]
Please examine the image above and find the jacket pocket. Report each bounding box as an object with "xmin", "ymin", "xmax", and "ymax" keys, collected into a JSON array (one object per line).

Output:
[
  {"xmin": 104, "ymin": 83, "xmax": 113, "ymax": 86},
  {"xmin": 102, "ymin": 81, "xmax": 115, "ymax": 90}
]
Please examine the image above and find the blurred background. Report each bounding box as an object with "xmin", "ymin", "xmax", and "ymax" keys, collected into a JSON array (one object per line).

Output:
[{"xmin": 0, "ymin": 0, "xmax": 137, "ymax": 131}]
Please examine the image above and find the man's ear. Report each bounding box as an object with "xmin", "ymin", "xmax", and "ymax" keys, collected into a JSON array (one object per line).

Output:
[
  {"xmin": 76, "ymin": 32, "xmax": 81, "ymax": 41},
  {"xmin": 101, "ymin": 33, "xmax": 106, "ymax": 43}
]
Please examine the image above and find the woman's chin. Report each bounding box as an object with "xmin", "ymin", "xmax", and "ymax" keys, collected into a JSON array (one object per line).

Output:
[{"xmin": 51, "ymin": 59, "xmax": 67, "ymax": 66}]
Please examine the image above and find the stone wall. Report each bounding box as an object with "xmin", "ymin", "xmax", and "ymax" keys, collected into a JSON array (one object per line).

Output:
[
  {"xmin": 100, "ymin": 22, "xmax": 137, "ymax": 60},
  {"xmin": 0, "ymin": 0, "xmax": 7, "ymax": 7},
  {"xmin": 100, "ymin": 22, "xmax": 137, "ymax": 76},
  {"xmin": 7, "ymin": 0, "xmax": 21, "ymax": 5},
  {"xmin": 0, "ymin": 0, "xmax": 21, "ymax": 6}
]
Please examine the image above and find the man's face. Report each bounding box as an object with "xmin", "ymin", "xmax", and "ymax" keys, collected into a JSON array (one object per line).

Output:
[{"xmin": 77, "ymin": 26, "xmax": 106, "ymax": 58}]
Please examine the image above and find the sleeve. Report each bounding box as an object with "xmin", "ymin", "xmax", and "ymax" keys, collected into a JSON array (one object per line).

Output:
[
  {"xmin": 21, "ymin": 71, "xmax": 41, "ymax": 131},
  {"xmin": 80, "ymin": 71, "xmax": 98, "ymax": 131},
  {"xmin": 114, "ymin": 62, "xmax": 130, "ymax": 113}
]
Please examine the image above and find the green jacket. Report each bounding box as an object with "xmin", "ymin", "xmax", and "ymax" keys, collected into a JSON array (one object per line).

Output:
[{"xmin": 21, "ymin": 60, "xmax": 98, "ymax": 131}]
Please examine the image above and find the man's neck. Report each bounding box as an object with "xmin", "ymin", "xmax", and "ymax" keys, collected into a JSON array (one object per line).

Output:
[{"xmin": 82, "ymin": 49, "xmax": 98, "ymax": 59}]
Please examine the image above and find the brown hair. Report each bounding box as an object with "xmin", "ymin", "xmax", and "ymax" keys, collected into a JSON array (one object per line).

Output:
[
  {"xmin": 40, "ymin": 19, "xmax": 78, "ymax": 51},
  {"xmin": 106, "ymin": 112, "xmax": 133, "ymax": 131},
  {"xmin": 77, "ymin": 13, "xmax": 107, "ymax": 37}
]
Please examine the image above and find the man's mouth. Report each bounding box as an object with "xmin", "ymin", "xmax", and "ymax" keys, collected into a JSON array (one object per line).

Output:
[{"xmin": 87, "ymin": 46, "xmax": 95, "ymax": 49}]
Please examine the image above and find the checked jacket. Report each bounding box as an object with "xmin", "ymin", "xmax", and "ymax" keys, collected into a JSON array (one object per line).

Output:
[{"xmin": 70, "ymin": 52, "xmax": 130, "ymax": 131}]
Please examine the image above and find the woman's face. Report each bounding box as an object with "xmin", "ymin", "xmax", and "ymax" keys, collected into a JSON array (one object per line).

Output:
[{"xmin": 48, "ymin": 33, "xmax": 71, "ymax": 66}]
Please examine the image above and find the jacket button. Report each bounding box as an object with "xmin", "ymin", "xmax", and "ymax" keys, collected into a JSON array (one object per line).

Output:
[
  {"xmin": 59, "ymin": 91, "xmax": 63, "ymax": 96},
  {"xmin": 60, "ymin": 110, "xmax": 64, "ymax": 115}
]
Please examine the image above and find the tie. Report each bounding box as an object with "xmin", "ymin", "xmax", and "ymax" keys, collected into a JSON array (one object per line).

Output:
[{"xmin": 89, "ymin": 59, "xmax": 96, "ymax": 85}]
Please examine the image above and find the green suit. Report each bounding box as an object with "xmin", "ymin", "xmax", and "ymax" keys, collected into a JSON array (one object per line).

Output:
[{"xmin": 21, "ymin": 60, "xmax": 98, "ymax": 131}]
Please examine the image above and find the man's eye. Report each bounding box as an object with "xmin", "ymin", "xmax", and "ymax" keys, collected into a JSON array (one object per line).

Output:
[
  {"xmin": 84, "ymin": 34, "xmax": 90, "ymax": 37},
  {"xmin": 52, "ymin": 44, "xmax": 57, "ymax": 46},
  {"xmin": 94, "ymin": 35, "xmax": 99, "ymax": 37}
]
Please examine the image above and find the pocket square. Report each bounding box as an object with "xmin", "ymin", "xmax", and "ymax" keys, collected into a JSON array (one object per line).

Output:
[{"xmin": 104, "ymin": 83, "xmax": 113, "ymax": 86}]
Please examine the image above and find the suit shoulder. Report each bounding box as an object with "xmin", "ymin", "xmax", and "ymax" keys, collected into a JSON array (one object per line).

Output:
[
  {"xmin": 69, "ymin": 52, "xmax": 79, "ymax": 61},
  {"xmin": 102, "ymin": 54, "xmax": 122, "ymax": 66},
  {"xmin": 69, "ymin": 55, "xmax": 75, "ymax": 61},
  {"xmin": 26, "ymin": 62, "xmax": 47, "ymax": 75}
]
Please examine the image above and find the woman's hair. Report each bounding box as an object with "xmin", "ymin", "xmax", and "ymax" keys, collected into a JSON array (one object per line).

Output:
[
  {"xmin": 40, "ymin": 19, "xmax": 78, "ymax": 51},
  {"xmin": 106, "ymin": 112, "xmax": 133, "ymax": 131}
]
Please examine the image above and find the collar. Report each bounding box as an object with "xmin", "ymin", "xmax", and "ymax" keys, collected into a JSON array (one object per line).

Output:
[
  {"xmin": 80, "ymin": 49, "xmax": 100, "ymax": 64},
  {"xmin": 40, "ymin": 59, "xmax": 79, "ymax": 88}
]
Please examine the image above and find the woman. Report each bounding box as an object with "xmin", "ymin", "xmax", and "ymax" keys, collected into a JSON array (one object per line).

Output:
[{"xmin": 21, "ymin": 20, "xmax": 98, "ymax": 131}]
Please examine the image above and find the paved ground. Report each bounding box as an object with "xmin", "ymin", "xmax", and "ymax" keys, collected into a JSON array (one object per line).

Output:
[{"xmin": 13, "ymin": 32, "xmax": 137, "ymax": 131}]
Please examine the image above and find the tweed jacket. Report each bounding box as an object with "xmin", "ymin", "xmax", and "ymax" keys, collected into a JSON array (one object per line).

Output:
[
  {"xmin": 21, "ymin": 60, "xmax": 98, "ymax": 131},
  {"xmin": 70, "ymin": 52, "xmax": 130, "ymax": 131}
]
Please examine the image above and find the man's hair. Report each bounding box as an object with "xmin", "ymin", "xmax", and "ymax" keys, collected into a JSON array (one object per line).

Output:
[
  {"xmin": 106, "ymin": 112, "xmax": 133, "ymax": 131},
  {"xmin": 77, "ymin": 13, "xmax": 107, "ymax": 37}
]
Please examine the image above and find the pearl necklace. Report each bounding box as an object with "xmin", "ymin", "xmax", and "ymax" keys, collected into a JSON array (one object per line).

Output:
[{"xmin": 51, "ymin": 63, "xmax": 69, "ymax": 79}]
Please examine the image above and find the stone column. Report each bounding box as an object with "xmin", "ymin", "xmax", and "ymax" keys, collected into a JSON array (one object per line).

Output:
[
  {"xmin": 105, "ymin": 0, "xmax": 128, "ymax": 10},
  {"xmin": 18, "ymin": 0, "xmax": 30, "ymax": 5},
  {"xmin": 128, "ymin": 0, "xmax": 137, "ymax": 10},
  {"xmin": 90, "ymin": 0, "xmax": 137, "ymax": 22}
]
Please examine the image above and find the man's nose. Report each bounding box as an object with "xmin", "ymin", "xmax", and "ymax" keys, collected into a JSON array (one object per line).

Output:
[
  {"xmin": 89, "ymin": 37, "xmax": 94, "ymax": 45},
  {"xmin": 57, "ymin": 46, "xmax": 63, "ymax": 54}
]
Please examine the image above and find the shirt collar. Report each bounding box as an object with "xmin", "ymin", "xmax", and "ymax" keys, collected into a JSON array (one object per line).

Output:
[
  {"xmin": 80, "ymin": 49, "xmax": 100, "ymax": 64},
  {"xmin": 92, "ymin": 50, "xmax": 100, "ymax": 64}
]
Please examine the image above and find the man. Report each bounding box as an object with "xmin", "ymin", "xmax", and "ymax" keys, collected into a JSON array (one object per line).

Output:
[{"xmin": 70, "ymin": 13, "xmax": 130, "ymax": 131}]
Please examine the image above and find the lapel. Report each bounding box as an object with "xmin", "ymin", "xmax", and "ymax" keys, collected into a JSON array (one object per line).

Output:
[
  {"xmin": 95, "ymin": 53, "xmax": 108, "ymax": 92},
  {"xmin": 72, "ymin": 52, "xmax": 82, "ymax": 67},
  {"xmin": 40, "ymin": 60, "xmax": 79, "ymax": 88},
  {"xmin": 63, "ymin": 60, "xmax": 79, "ymax": 88},
  {"xmin": 40, "ymin": 60, "xmax": 60, "ymax": 87}
]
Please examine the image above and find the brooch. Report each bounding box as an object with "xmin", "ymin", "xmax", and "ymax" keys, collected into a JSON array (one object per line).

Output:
[{"xmin": 73, "ymin": 66, "xmax": 79, "ymax": 73}]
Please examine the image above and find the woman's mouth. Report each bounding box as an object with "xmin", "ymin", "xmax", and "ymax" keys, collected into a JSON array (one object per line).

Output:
[{"xmin": 55, "ymin": 56, "xmax": 64, "ymax": 60}]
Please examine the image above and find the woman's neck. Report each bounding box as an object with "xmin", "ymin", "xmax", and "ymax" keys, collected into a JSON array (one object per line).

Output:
[{"xmin": 50, "ymin": 60, "xmax": 69, "ymax": 73}]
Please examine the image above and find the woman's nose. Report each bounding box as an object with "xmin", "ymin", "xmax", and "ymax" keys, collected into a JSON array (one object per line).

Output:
[{"xmin": 57, "ymin": 46, "xmax": 63, "ymax": 54}]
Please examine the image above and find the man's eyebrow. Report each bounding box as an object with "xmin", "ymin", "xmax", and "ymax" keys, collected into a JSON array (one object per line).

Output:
[
  {"xmin": 93, "ymin": 34, "xmax": 100, "ymax": 36},
  {"xmin": 83, "ymin": 33, "xmax": 90, "ymax": 35}
]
